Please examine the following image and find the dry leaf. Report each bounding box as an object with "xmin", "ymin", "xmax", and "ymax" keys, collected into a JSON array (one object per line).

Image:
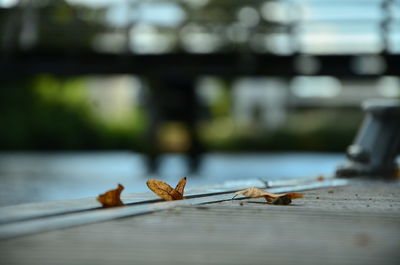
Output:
[
  {"xmin": 175, "ymin": 177, "xmax": 186, "ymax": 195},
  {"xmin": 234, "ymin": 187, "xmax": 303, "ymax": 205},
  {"xmin": 147, "ymin": 177, "xmax": 186, "ymax": 201},
  {"xmin": 97, "ymin": 184, "xmax": 125, "ymax": 208}
]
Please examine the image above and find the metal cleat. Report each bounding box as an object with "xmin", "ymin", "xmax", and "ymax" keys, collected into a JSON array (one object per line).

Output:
[{"xmin": 336, "ymin": 100, "xmax": 400, "ymax": 178}]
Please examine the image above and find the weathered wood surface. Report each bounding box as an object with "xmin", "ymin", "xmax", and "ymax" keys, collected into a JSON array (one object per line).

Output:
[
  {"xmin": 1, "ymin": 182, "xmax": 399, "ymax": 265},
  {"xmin": 0, "ymin": 177, "xmax": 333, "ymax": 225},
  {"xmin": 0, "ymin": 179, "xmax": 347, "ymax": 239},
  {"xmin": 0, "ymin": 179, "xmax": 266, "ymax": 224}
]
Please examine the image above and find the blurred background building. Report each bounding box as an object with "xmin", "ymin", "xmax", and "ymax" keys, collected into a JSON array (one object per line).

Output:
[{"xmin": 0, "ymin": 0, "xmax": 399, "ymax": 205}]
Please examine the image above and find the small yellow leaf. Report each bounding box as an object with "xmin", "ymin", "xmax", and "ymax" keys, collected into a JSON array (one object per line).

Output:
[
  {"xmin": 97, "ymin": 184, "xmax": 125, "ymax": 208},
  {"xmin": 146, "ymin": 177, "xmax": 186, "ymax": 201}
]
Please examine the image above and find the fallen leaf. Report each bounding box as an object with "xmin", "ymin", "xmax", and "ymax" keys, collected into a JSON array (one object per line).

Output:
[
  {"xmin": 270, "ymin": 195, "xmax": 292, "ymax": 205},
  {"xmin": 234, "ymin": 187, "xmax": 303, "ymax": 205},
  {"xmin": 97, "ymin": 184, "xmax": 125, "ymax": 208},
  {"xmin": 174, "ymin": 176, "xmax": 186, "ymax": 196},
  {"xmin": 146, "ymin": 177, "xmax": 186, "ymax": 201}
]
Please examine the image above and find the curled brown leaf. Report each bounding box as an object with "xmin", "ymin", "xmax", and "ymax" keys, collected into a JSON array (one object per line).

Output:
[
  {"xmin": 97, "ymin": 184, "xmax": 125, "ymax": 208},
  {"xmin": 147, "ymin": 177, "xmax": 186, "ymax": 201}
]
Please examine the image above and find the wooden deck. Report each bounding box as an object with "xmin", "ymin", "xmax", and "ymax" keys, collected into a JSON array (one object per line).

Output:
[{"xmin": 0, "ymin": 179, "xmax": 399, "ymax": 265}]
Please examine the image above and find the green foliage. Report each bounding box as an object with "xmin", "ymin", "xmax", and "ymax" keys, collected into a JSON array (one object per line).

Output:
[
  {"xmin": 0, "ymin": 75, "xmax": 145, "ymax": 151},
  {"xmin": 0, "ymin": 75, "xmax": 360, "ymax": 152}
]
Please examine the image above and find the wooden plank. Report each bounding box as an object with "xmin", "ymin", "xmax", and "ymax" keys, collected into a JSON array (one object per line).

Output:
[
  {"xmin": 0, "ymin": 179, "xmax": 348, "ymax": 239},
  {"xmin": 215, "ymin": 182, "xmax": 400, "ymax": 214},
  {"xmin": 0, "ymin": 179, "xmax": 266, "ymax": 224},
  {"xmin": 1, "ymin": 183, "xmax": 399, "ymax": 265},
  {"xmin": 0, "ymin": 193, "xmax": 155, "ymax": 225},
  {"xmin": 0, "ymin": 177, "xmax": 328, "ymax": 224}
]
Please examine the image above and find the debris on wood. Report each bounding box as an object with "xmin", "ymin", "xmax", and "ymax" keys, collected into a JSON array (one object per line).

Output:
[
  {"xmin": 234, "ymin": 187, "xmax": 303, "ymax": 205},
  {"xmin": 147, "ymin": 177, "xmax": 187, "ymax": 201},
  {"xmin": 354, "ymin": 233, "xmax": 370, "ymax": 247},
  {"xmin": 97, "ymin": 184, "xmax": 125, "ymax": 208}
]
